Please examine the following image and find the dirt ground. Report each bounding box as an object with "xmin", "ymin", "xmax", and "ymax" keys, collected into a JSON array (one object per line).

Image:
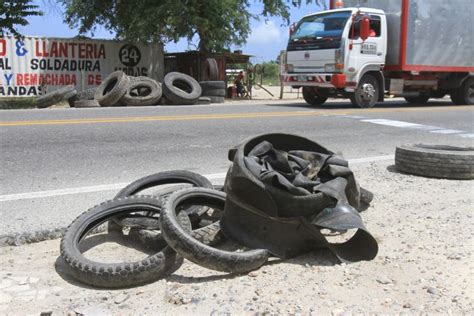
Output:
[{"xmin": 0, "ymin": 161, "xmax": 473, "ymax": 315}]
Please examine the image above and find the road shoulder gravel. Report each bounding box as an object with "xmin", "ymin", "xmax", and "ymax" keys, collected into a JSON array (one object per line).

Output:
[{"xmin": 0, "ymin": 161, "xmax": 472, "ymax": 314}]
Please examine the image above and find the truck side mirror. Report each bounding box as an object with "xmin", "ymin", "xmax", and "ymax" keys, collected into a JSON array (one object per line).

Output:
[
  {"xmin": 360, "ymin": 16, "xmax": 371, "ymax": 41},
  {"xmin": 289, "ymin": 22, "xmax": 297, "ymax": 36}
]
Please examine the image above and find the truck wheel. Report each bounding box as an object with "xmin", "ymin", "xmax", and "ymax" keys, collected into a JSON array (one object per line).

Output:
[
  {"xmin": 450, "ymin": 77, "xmax": 474, "ymax": 105},
  {"xmin": 404, "ymin": 96, "xmax": 430, "ymax": 104},
  {"xmin": 302, "ymin": 87, "xmax": 328, "ymax": 106},
  {"xmin": 350, "ymin": 74, "xmax": 379, "ymax": 108}
]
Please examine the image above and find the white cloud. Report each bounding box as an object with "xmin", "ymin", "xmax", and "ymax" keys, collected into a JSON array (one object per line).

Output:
[{"xmin": 247, "ymin": 21, "xmax": 284, "ymax": 45}]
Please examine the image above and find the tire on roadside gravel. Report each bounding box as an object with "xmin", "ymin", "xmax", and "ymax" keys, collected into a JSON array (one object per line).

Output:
[
  {"xmin": 112, "ymin": 171, "xmax": 222, "ymax": 247},
  {"xmin": 94, "ymin": 71, "xmax": 130, "ymax": 107},
  {"xmin": 60, "ymin": 195, "xmax": 191, "ymax": 288},
  {"xmin": 160, "ymin": 188, "xmax": 270, "ymax": 273},
  {"xmin": 162, "ymin": 72, "xmax": 202, "ymax": 105},
  {"xmin": 36, "ymin": 85, "xmax": 76, "ymax": 108},
  {"xmin": 69, "ymin": 88, "xmax": 98, "ymax": 107},
  {"xmin": 74, "ymin": 100, "xmax": 101, "ymax": 108},
  {"xmin": 395, "ymin": 144, "xmax": 474, "ymax": 180},
  {"xmin": 120, "ymin": 78, "xmax": 162, "ymax": 106},
  {"xmin": 207, "ymin": 96, "xmax": 225, "ymax": 104},
  {"xmin": 202, "ymin": 88, "xmax": 226, "ymax": 97},
  {"xmin": 196, "ymin": 96, "xmax": 211, "ymax": 105},
  {"xmin": 111, "ymin": 170, "xmax": 214, "ymax": 229},
  {"xmin": 77, "ymin": 87, "xmax": 98, "ymax": 100}
]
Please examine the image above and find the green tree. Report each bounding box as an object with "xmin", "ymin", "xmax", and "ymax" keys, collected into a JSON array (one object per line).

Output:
[
  {"xmin": 60, "ymin": 0, "xmax": 324, "ymax": 55},
  {"xmin": 0, "ymin": 0, "xmax": 43, "ymax": 37}
]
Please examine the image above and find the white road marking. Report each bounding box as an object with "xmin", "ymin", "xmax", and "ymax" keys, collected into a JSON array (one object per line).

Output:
[
  {"xmin": 357, "ymin": 118, "xmax": 470, "ymax": 137},
  {"xmin": 0, "ymin": 156, "xmax": 393, "ymax": 202},
  {"xmin": 429, "ymin": 129, "xmax": 464, "ymax": 134},
  {"xmin": 361, "ymin": 119, "xmax": 420, "ymax": 128},
  {"xmin": 459, "ymin": 134, "xmax": 474, "ymax": 139}
]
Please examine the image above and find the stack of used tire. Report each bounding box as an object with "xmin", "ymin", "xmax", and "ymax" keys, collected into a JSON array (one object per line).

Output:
[
  {"xmin": 35, "ymin": 68, "xmax": 226, "ymax": 108},
  {"xmin": 199, "ymin": 81, "xmax": 226, "ymax": 104},
  {"xmin": 198, "ymin": 58, "xmax": 226, "ymax": 104}
]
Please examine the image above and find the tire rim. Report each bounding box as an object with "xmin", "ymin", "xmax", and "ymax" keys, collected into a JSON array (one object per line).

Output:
[
  {"xmin": 360, "ymin": 83, "xmax": 375, "ymax": 101},
  {"xmin": 467, "ymin": 80, "xmax": 474, "ymax": 103}
]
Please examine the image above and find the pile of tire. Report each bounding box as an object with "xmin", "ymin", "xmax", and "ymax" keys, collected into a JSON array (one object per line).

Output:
[
  {"xmin": 199, "ymin": 81, "xmax": 226, "ymax": 104},
  {"xmin": 59, "ymin": 133, "xmax": 378, "ymax": 289},
  {"xmin": 36, "ymin": 69, "xmax": 226, "ymax": 109}
]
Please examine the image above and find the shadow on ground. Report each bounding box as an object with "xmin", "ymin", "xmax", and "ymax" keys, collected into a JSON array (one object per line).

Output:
[
  {"xmin": 54, "ymin": 229, "xmax": 340, "ymax": 289},
  {"xmin": 265, "ymin": 99, "xmax": 455, "ymax": 110}
]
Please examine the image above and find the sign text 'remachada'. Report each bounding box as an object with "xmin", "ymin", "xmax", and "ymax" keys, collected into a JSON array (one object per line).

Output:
[{"xmin": 0, "ymin": 37, "xmax": 162, "ymax": 97}]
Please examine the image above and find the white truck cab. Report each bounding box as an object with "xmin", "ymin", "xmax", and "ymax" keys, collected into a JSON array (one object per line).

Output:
[{"xmin": 283, "ymin": 0, "xmax": 474, "ymax": 107}]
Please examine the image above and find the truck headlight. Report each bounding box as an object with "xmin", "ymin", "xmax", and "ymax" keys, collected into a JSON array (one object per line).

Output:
[{"xmin": 324, "ymin": 64, "xmax": 336, "ymax": 72}]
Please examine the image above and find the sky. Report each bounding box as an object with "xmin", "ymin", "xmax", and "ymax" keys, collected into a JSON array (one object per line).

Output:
[{"xmin": 17, "ymin": 1, "xmax": 328, "ymax": 63}]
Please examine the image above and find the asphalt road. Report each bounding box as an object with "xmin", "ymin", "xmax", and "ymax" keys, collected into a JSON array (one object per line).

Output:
[{"xmin": 0, "ymin": 98, "xmax": 473, "ymax": 244}]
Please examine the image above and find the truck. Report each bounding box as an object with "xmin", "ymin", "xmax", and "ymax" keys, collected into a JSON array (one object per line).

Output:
[{"xmin": 282, "ymin": 0, "xmax": 474, "ymax": 107}]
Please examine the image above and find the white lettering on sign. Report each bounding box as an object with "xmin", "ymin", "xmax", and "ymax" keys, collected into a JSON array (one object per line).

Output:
[{"xmin": 361, "ymin": 42, "xmax": 377, "ymax": 55}]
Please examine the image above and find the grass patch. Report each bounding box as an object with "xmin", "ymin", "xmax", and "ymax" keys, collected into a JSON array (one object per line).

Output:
[{"xmin": 0, "ymin": 97, "xmax": 37, "ymax": 110}]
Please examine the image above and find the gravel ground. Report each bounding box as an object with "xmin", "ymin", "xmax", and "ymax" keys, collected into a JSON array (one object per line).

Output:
[{"xmin": 0, "ymin": 161, "xmax": 472, "ymax": 314}]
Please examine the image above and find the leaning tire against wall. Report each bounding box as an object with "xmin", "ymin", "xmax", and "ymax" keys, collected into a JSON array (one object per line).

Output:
[
  {"xmin": 36, "ymin": 85, "xmax": 76, "ymax": 109},
  {"xmin": 203, "ymin": 58, "xmax": 219, "ymax": 81},
  {"xmin": 94, "ymin": 71, "xmax": 130, "ymax": 106},
  {"xmin": 120, "ymin": 78, "xmax": 162, "ymax": 106},
  {"xmin": 162, "ymin": 72, "xmax": 202, "ymax": 105},
  {"xmin": 395, "ymin": 144, "xmax": 474, "ymax": 180}
]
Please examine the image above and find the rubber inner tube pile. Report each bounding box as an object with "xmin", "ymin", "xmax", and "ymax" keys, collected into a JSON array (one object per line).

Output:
[{"xmin": 60, "ymin": 133, "xmax": 378, "ymax": 288}]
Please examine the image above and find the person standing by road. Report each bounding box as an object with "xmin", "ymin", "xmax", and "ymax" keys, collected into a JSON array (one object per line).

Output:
[{"xmin": 235, "ymin": 71, "xmax": 245, "ymax": 97}]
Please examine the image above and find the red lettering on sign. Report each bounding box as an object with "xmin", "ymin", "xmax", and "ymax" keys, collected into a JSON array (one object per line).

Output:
[
  {"xmin": 59, "ymin": 42, "xmax": 68, "ymax": 57},
  {"xmin": 32, "ymin": 40, "xmax": 107, "ymax": 59},
  {"xmin": 88, "ymin": 74, "xmax": 101, "ymax": 85},
  {"xmin": 0, "ymin": 38, "xmax": 6, "ymax": 57},
  {"xmin": 86, "ymin": 44, "xmax": 93, "ymax": 59},
  {"xmin": 69, "ymin": 43, "xmax": 77, "ymax": 58},
  {"xmin": 15, "ymin": 73, "xmax": 77, "ymax": 86},
  {"xmin": 79, "ymin": 44, "xmax": 86, "ymax": 58},
  {"xmin": 35, "ymin": 41, "xmax": 49, "ymax": 57}
]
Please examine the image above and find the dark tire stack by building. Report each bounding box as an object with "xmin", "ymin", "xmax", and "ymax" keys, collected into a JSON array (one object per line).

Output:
[{"xmin": 200, "ymin": 81, "xmax": 226, "ymax": 104}]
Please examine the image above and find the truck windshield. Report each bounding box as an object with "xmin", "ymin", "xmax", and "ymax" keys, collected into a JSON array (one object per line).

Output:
[{"xmin": 288, "ymin": 11, "xmax": 351, "ymax": 51}]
